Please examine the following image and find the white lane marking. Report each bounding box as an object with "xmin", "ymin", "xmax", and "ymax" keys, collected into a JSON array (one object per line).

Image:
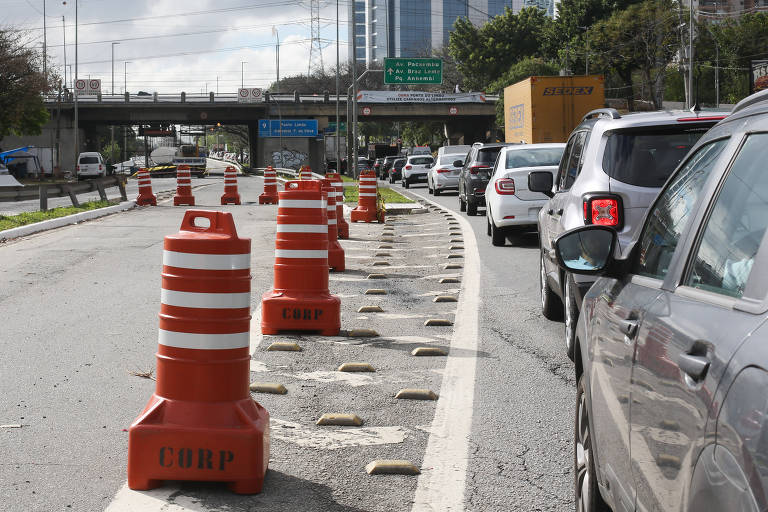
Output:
[
  {"xmin": 411, "ymin": 192, "xmax": 480, "ymax": 512},
  {"xmin": 289, "ymin": 370, "xmax": 375, "ymax": 387},
  {"xmin": 271, "ymin": 419, "xmax": 407, "ymax": 450},
  {"xmin": 162, "ymin": 250, "xmax": 250, "ymax": 270},
  {"xmin": 249, "ymin": 303, "xmax": 263, "ymax": 371},
  {"xmin": 158, "ymin": 330, "xmax": 249, "ymax": 350},
  {"xmin": 419, "ymin": 289, "xmax": 461, "ymax": 296},
  {"xmin": 161, "ymin": 289, "xmax": 250, "ymax": 309}
]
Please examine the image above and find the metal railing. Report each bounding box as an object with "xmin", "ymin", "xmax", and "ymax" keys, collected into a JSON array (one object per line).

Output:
[{"xmin": 0, "ymin": 175, "xmax": 127, "ymax": 211}]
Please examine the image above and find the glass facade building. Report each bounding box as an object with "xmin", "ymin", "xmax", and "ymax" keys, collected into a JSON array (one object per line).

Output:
[{"xmin": 349, "ymin": 0, "xmax": 559, "ymax": 67}]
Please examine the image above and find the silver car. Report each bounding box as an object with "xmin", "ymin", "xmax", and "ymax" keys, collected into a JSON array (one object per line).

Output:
[
  {"xmin": 553, "ymin": 89, "xmax": 768, "ymax": 512},
  {"xmin": 529, "ymin": 108, "xmax": 728, "ymax": 360}
]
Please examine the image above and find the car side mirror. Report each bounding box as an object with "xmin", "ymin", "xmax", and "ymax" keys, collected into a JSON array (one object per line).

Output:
[
  {"xmin": 453, "ymin": 160, "xmax": 464, "ymax": 168},
  {"xmin": 528, "ymin": 171, "xmax": 554, "ymax": 198},
  {"xmin": 554, "ymin": 226, "xmax": 617, "ymax": 275}
]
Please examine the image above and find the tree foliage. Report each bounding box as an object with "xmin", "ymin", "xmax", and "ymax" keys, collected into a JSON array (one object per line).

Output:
[{"xmin": 0, "ymin": 30, "xmax": 50, "ymax": 143}]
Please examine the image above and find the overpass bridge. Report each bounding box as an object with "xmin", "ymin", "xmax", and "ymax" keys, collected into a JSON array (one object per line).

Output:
[{"xmin": 27, "ymin": 92, "xmax": 498, "ymax": 172}]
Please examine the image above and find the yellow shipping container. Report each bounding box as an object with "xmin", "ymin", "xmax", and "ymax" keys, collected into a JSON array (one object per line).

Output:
[{"xmin": 504, "ymin": 76, "xmax": 605, "ymax": 144}]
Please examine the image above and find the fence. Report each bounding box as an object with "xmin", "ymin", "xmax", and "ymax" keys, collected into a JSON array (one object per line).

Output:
[{"xmin": 0, "ymin": 176, "xmax": 127, "ymax": 211}]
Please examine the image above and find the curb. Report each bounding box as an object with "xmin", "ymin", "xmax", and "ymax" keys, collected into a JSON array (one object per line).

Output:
[{"xmin": 0, "ymin": 200, "xmax": 137, "ymax": 241}]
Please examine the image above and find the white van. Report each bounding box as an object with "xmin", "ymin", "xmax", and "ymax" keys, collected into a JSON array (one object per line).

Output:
[{"xmin": 77, "ymin": 152, "xmax": 107, "ymax": 178}]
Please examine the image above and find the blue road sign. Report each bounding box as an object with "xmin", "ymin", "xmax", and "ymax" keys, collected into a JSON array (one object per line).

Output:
[{"xmin": 258, "ymin": 119, "xmax": 318, "ymax": 137}]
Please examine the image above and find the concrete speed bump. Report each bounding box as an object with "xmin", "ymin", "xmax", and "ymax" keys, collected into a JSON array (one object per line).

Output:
[
  {"xmin": 449, "ymin": 246, "xmax": 465, "ymax": 250},
  {"xmin": 395, "ymin": 389, "xmax": 438, "ymax": 400},
  {"xmin": 348, "ymin": 328, "xmax": 380, "ymax": 337},
  {"xmin": 425, "ymin": 318, "xmax": 453, "ymax": 327},
  {"xmin": 433, "ymin": 295, "xmax": 458, "ymax": 303},
  {"xmin": 439, "ymin": 277, "xmax": 460, "ymax": 284},
  {"xmin": 366, "ymin": 460, "xmax": 421, "ymax": 475},
  {"xmin": 444, "ymin": 264, "xmax": 463, "ymax": 270},
  {"xmin": 450, "ymin": 239, "xmax": 463, "ymax": 243},
  {"xmin": 267, "ymin": 341, "xmax": 302, "ymax": 352},
  {"xmin": 374, "ymin": 252, "xmax": 391, "ymax": 257},
  {"xmin": 372, "ymin": 261, "xmax": 390, "ymax": 266},
  {"xmin": 380, "ymin": 237, "xmax": 394, "ymax": 243},
  {"xmin": 365, "ymin": 289, "xmax": 387, "ymax": 295},
  {"xmin": 656, "ymin": 454, "xmax": 682, "ymax": 469},
  {"xmin": 316, "ymin": 413, "xmax": 363, "ymax": 426},
  {"xmin": 249, "ymin": 382, "xmax": 288, "ymax": 395},
  {"xmin": 338, "ymin": 362, "xmax": 376, "ymax": 372},
  {"xmin": 411, "ymin": 346, "xmax": 448, "ymax": 356},
  {"xmin": 378, "ymin": 244, "xmax": 393, "ymax": 249},
  {"xmin": 358, "ymin": 305, "xmax": 384, "ymax": 313},
  {"xmin": 367, "ymin": 273, "xmax": 387, "ymax": 279},
  {"xmin": 447, "ymin": 254, "xmax": 463, "ymax": 259}
]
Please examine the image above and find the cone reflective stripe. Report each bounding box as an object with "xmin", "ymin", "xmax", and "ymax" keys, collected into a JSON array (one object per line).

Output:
[
  {"xmin": 299, "ymin": 166, "xmax": 314, "ymax": 180},
  {"xmin": 173, "ymin": 165, "xmax": 195, "ymax": 206},
  {"xmin": 128, "ymin": 210, "xmax": 269, "ymax": 495},
  {"xmin": 136, "ymin": 168, "xmax": 157, "ymax": 206},
  {"xmin": 325, "ymin": 172, "xmax": 349, "ymax": 239},
  {"xmin": 321, "ymin": 178, "xmax": 345, "ymax": 271},
  {"xmin": 351, "ymin": 169, "xmax": 382, "ymax": 223},
  {"xmin": 259, "ymin": 166, "xmax": 279, "ymax": 204},
  {"xmin": 221, "ymin": 166, "xmax": 241, "ymax": 205},
  {"xmin": 261, "ymin": 180, "xmax": 340, "ymax": 336}
]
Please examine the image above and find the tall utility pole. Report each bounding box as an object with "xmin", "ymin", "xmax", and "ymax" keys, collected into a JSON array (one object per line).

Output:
[
  {"xmin": 42, "ymin": 0, "xmax": 47, "ymax": 81},
  {"xmin": 241, "ymin": 61, "xmax": 247, "ymax": 89},
  {"xmin": 111, "ymin": 42, "xmax": 119, "ymax": 169},
  {"xmin": 124, "ymin": 61, "xmax": 130, "ymax": 164},
  {"xmin": 62, "ymin": 16, "xmax": 66, "ymax": 88},
  {"xmin": 273, "ymin": 27, "xmax": 283, "ymax": 167},
  {"xmin": 308, "ymin": 0, "xmax": 324, "ymax": 75},
  {"xmin": 73, "ymin": 0, "xmax": 79, "ymax": 176},
  {"xmin": 688, "ymin": 2, "xmax": 695, "ymax": 109},
  {"xmin": 111, "ymin": 42, "xmax": 119, "ymax": 94},
  {"xmin": 335, "ymin": 0, "xmax": 340, "ymax": 172}
]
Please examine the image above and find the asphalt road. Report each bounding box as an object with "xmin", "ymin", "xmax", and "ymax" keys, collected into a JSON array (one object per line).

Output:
[
  {"xmin": 0, "ymin": 174, "xmax": 576, "ymax": 511},
  {"xmin": 388, "ymin": 179, "xmax": 576, "ymax": 511}
]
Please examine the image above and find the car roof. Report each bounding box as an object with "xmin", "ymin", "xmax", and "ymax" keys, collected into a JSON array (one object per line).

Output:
[
  {"xmin": 578, "ymin": 109, "xmax": 730, "ymax": 133},
  {"xmin": 501, "ymin": 143, "xmax": 566, "ymax": 152},
  {"xmin": 407, "ymin": 154, "xmax": 433, "ymax": 159}
]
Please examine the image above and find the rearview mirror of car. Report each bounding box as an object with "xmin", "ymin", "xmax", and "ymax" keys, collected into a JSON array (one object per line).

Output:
[
  {"xmin": 453, "ymin": 160, "xmax": 464, "ymax": 168},
  {"xmin": 528, "ymin": 171, "xmax": 554, "ymax": 198},
  {"xmin": 554, "ymin": 226, "xmax": 617, "ymax": 275}
]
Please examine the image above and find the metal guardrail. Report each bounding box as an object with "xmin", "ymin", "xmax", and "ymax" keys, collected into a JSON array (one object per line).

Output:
[{"xmin": 0, "ymin": 175, "xmax": 127, "ymax": 211}]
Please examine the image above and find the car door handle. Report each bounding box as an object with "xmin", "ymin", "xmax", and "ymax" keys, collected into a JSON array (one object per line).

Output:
[
  {"xmin": 556, "ymin": 208, "xmax": 564, "ymax": 215},
  {"xmin": 677, "ymin": 353, "xmax": 710, "ymax": 381},
  {"xmin": 547, "ymin": 209, "xmax": 554, "ymax": 215},
  {"xmin": 620, "ymin": 319, "xmax": 638, "ymax": 338}
]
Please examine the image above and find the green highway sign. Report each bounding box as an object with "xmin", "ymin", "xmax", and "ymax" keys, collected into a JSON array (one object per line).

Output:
[{"xmin": 384, "ymin": 58, "xmax": 443, "ymax": 85}]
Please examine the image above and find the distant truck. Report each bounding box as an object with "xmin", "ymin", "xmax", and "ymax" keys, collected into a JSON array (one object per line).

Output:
[
  {"xmin": 172, "ymin": 144, "xmax": 207, "ymax": 177},
  {"xmin": 324, "ymin": 134, "xmax": 347, "ymax": 171},
  {"xmin": 504, "ymin": 75, "xmax": 605, "ymax": 144},
  {"xmin": 367, "ymin": 143, "xmax": 399, "ymax": 161}
]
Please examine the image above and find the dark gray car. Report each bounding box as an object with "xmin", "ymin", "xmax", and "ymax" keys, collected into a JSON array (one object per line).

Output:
[{"xmin": 553, "ymin": 89, "xmax": 768, "ymax": 512}]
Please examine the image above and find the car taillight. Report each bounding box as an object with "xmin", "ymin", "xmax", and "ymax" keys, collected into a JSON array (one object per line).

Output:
[
  {"xmin": 469, "ymin": 165, "xmax": 487, "ymax": 175},
  {"xmin": 76, "ymin": 165, "xmax": 80, "ymax": 171},
  {"xmin": 583, "ymin": 195, "xmax": 623, "ymax": 228},
  {"xmin": 405, "ymin": 165, "xmax": 412, "ymax": 170},
  {"xmin": 98, "ymin": 165, "xmax": 102, "ymax": 170},
  {"xmin": 437, "ymin": 168, "xmax": 451, "ymax": 174},
  {"xmin": 494, "ymin": 178, "xmax": 515, "ymax": 195}
]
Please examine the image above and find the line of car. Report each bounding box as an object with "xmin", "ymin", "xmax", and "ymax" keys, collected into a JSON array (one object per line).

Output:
[{"xmin": 385, "ymin": 90, "xmax": 768, "ymax": 511}]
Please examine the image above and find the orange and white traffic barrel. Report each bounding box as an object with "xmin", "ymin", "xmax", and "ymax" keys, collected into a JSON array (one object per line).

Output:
[
  {"xmin": 259, "ymin": 166, "xmax": 278, "ymax": 204},
  {"xmin": 220, "ymin": 166, "xmax": 241, "ymax": 205},
  {"xmin": 136, "ymin": 168, "xmax": 157, "ymax": 206},
  {"xmin": 351, "ymin": 169, "xmax": 380, "ymax": 223},
  {"xmin": 325, "ymin": 172, "xmax": 349, "ymax": 239},
  {"xmin": 173, "ymin": 165, "xmax": 195, "ymax": 206},
  {"xmin": 299, "ymin": 166, "xmax": 313, "ymax": 180},
  {"xmin": 128, "ymin": 210, "xmax": 269, "ymax": 495},
  {"xmin": 321, "ymin": 178, "xmax": 345, "ymax": 271},
  {"xmin": 261, "ymin": 180, "xmax": 340, "ymax": 336}
]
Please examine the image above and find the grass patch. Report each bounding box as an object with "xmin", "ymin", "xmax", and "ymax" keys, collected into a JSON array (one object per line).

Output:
[
  {"xmin": 0, "ymin": 200, "xmax": 116, "ymax": 231},
  {"xmin": 339, "ymin": 175, "xmax": 356, "ymax": 182},
  {"xmin": 343, "ymin": 185, "xmax": 414, "ymax": 204}
]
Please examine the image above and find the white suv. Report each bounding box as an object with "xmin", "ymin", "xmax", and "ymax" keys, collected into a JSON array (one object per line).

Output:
[
  {"xmin": 77, "ymin": 152, "xmax": 107, "ymax": 179},
  {"xmin": 485, "ymin": 143, "xmax": 565, "ymax": 246},
  {"xmin": 402, "ymin": 155, "xmax": 434, "ymax": 189}
]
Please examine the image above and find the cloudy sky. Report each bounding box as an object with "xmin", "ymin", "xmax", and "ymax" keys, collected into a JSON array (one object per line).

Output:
[{"xmin": 1, "ymin": 0, "xmax": 350, "ymax": 95}]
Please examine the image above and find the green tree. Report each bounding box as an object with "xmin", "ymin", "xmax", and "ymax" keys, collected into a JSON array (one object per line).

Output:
[
  {"xmin": 488, "ymin": 57, "xmax": 560, "ymax": 125},
  {"xmin": 0, "ymin": 30, "xmax": 51, "ymax": 145},
  {"xmin": 448, "ymin": 7, "xmax": 552, "ymax": 91}
]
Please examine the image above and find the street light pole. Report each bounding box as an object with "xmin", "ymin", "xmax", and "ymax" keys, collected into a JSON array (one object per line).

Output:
[
  {"xmin": 124, "ymin": 61, "xmax": 131, "ymax": 164},
  {"xmin": 124, "ymin": 61, "xmax": 130, "ymax": 94},
  {"xmin": 73, "ymin": 0, "xmax": 79, "ymax": 176},
  {"xmin": 335, "ymin": 0, "xmax": 340, "ymax": 172},
  {"xmin": 62, "ymin": 16, "xmax": 66, "ymax": 88},
  {"xmin": 43, "ymin": 0, "xmax": 47, "ymax": 82},
  {"xmin": 111, "ymin": 42, "xmax": 119, "ymax": 95},
  {"xmin": 241, "ymin": 61, "xmax": 247, "ymax": 89}
]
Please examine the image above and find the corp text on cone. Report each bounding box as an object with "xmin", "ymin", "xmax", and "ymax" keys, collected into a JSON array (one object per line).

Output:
[
  {"xmin": 261, "ymin": 180, "xmax": 340, "ymax": 336},
  {"xmin": 128, "ymin": 210, "xmax": 269, "ymax": 494}
]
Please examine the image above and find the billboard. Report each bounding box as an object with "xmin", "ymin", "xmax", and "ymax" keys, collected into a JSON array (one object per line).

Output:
[{"xmin": 751, "ymin": 60, "xmax": 768, "ymax": 93}]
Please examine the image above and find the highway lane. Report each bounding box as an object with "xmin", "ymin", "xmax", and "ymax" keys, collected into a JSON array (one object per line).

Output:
[{"xmin": 389, "ymin": 179, "xmax": 576, "ymax": 511}]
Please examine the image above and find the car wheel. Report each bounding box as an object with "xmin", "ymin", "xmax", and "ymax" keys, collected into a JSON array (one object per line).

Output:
[
  {"xmin": 564, "ymin": 275, "xmax": 578, "ymax": 361},
  {"xmin": 404, "ymin": 179, "xmax": 410, "ymax": 189},
  {"xmin": 540, "ymin": 253, "xmax": 563, "ymax": 320},
  {"xmin": 466, "ymin": 199, "xmax": 477, "ymax": 216},
  {"xmin": 459, "ymin": 196, "xmax": 466, "ymax": 212},
  {"xmin": 486, "ymin": 213, "xmax": 492, "ymax": 236},
  {"xmin": 434, "ymin": 188, "xmax": 441, "ymax": 196},
  {"xmin": 575, "ymin": 374, "xmax": 610, "ymax": 512},
  {"xmin": 491, "ymin": 217, "xmax": 506, "ymax": 247}
]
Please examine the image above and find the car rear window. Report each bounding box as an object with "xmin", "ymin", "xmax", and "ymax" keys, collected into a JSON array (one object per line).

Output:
[
  {"xmin": 477, "ymin": 148, "xmax": 502, "ymax": 165},
  {"xmin": 440, "ymin": 155, "xmax": 463, "ymax": 165},
  {"xmin": 394, "ymin": 160, "xmax": 405, "ymax": 168},
  {"xmin": 410, "ymin": 157, "xmax": 433, "ymax": 165},
  {"xmin": 602, "ymin": 126, "xmax": 711, "ymax": 188},
  {"xmin": 506, "ymin": 148, "xmax": 564, "ymax": 168},
  {"xmin": 79, "ymin": 156, "xmax": 99, "ymax": 164}
]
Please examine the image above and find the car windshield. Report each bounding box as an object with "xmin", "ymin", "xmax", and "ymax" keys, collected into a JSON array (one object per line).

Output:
[
  {"xmin": 79, "ymin": 156, "xmax": 99, "ymax": 164},
  {"xmin": 394, "ymin": 160, "xmax": 406, "ymax": 168},
  {"xmin": 410, "ymin": 157, "xmax": 433, "ymax": 165},
  {"xmin": 602, "ymin": 126, "xmax": 712, "ymax": 188},
  {"xmin": 477, "ymin": 148, "xmax": 502, "ymax": 164},
  {"xmin": 506, "ymin": 148, "xmax": 564, "ymax": 168},
  {"xmin": 440, "ymin": 155, "xmax": 464, "ymax": 165}
]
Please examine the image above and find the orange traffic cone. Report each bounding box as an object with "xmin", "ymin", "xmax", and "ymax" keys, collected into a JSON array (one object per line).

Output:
[
  {"xmin": 136, "ymin": 168, "xmax": 157, "ymax": 206},
  {"xmin": 173, "ymin": 165, "xmax": 195, "ymax": 206},
  {"xmin": 261, "ymin": 180, "xmax": 340, "ymax": 336},
  {"xmin": 128, "ymin": 210, "xmax": 269, "ymax": 494},
  {"xmin": 221, "ymin": 166, "xmax": 241, "ymax": 205},
  {"xmin": 351, "ymin": 169, "xmax": 381, "ymax": 223},
  {"xmin": 259, "ymin": 166, "xmax": 278, "ymax": 204},
  {"xmin": 325, "ymin": 172, "xmax": 349, "ymax": 239},
  {"xmin": 300, "ymin": 166, "xmax": 313, "ymax": 180},
  {"xmin": 321, "ymin": 178, "xmax": 345, "ymax": 271}
]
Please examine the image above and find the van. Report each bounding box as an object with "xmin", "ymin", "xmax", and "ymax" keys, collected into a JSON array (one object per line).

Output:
[{"xmin": 77, "ymin": 152, "xmax": 107, "ymax": 179}]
